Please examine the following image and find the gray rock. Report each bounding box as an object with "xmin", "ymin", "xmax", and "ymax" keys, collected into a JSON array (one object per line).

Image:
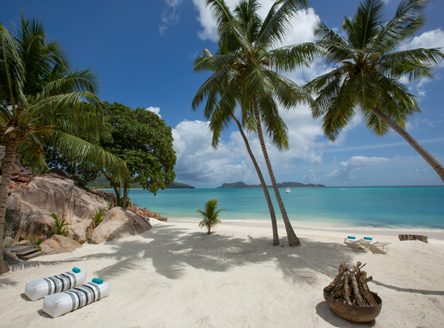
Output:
[
  {"xmin": 89, "ymin": 207, "xmax": 152, "ymax": 244},
  {"xmin": 40, "ymin": 235, "xmax": 82, "ymax": 255},
  {"xmin": 4, "ymin": 173, "xmax": 108, "ymax": 241}
]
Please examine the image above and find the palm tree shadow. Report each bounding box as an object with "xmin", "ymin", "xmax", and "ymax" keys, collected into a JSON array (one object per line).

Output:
[
  {"xmin": 0, "ymin": 277, "xmax": 18, "ymax": 287},
  {"xmin": 372, "ymin": 280, "xmax": 444, "ymax": 296},
  {"xmin": 70, "ymin": 224, "xmax": 354, "ymax": 282},
  {"xmin": 315, "ymin": 301, "xmax": 376, "ymax": 327}
]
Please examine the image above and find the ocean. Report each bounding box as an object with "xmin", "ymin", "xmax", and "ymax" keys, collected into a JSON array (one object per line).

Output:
[{"xmin": 124, "ymin": 186, "xmax": 444, "ymax": 229}]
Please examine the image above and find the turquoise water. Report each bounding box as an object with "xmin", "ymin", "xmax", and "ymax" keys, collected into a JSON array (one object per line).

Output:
[{"xmin": 124, "ymin": 187, "xmax": 444, "ymax": 229}]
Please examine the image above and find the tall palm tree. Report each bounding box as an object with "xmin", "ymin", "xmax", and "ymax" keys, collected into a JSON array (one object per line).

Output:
[
  {"xmin": 0, "ymin": 16, "xmax": 127, "ymax": 274},
  {"xmin": 193, "ymin": 0, "xmax": 321, "ymax": 246},
  {"xmin": 193, "ymin": 47, "xmax": 280, "ymax": 245},
  {"xmin": 304, "ymin": 0, "xmax": 444, "ymax": 182}
]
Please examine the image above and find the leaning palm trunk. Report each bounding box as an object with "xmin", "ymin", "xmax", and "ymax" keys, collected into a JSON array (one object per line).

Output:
[
  {"xmin": 0, "ymin": 140, "xmax": 19, "ymax": 274},
  {"xmin": 252, "ymin": 98, "xmax": 301, "ymax": 246},
  {"xmin": 231, "ymin": 114, "xmax": 280, "ymax": 245},
  {"xmin": 371, "ymin": 108, "xmax": 444, "ymax": 183}
]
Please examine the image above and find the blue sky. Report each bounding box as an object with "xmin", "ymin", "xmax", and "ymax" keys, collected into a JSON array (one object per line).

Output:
[{"xmin": 2, "ymin": 0, "xmax": 443, "ymax": 187}]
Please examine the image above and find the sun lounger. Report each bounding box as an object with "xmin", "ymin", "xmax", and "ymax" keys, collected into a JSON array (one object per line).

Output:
[
  {"xmin": 42, "ymin": 278, "xmax": 110, "ymax": 318},
  {"xmin": 344, "ymin": 236, "xmax": 372, "ymax": 250},
  {"xmin": 25, "ymin": 267, "xmax": 87, "ymax": 301},
  {"xmin": 369, "ymin": 241, "xmax": 391, "ymax": 253}
]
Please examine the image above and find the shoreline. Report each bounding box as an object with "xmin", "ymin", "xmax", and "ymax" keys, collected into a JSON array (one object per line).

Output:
[
  {"xmin": 2, "ymin": 219, "xmax": 444, "ymax": 327},
  {"xmin": 169, "ymin": 217, "xmax": 444, "ymax": 241}
]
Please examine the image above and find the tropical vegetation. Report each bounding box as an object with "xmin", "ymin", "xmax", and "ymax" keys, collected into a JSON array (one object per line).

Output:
[
  {"xmin": 0, "ymin": 15, "xmax": 127, "ymax": 274},
  {"xmin": 50, "ymin": 213, "xmax": 70, "ymax": 236},
  {"xmin": 193, "ymin": 0, "xmax": 322, "ymax": 246},
  {"xmin": 304, "ymin": 0, "xmax": 444, "ymax": 182},
  {"xmin": 197, "ymin": 198, "xmax": 225, "ymax": 235},
  {"xmin": 45, "ymin": 102, "xmax": 177, "ymax": 206}
]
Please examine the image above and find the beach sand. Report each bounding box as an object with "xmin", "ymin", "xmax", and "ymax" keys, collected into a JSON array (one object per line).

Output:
[{"xmin": 1, "ymin": 219, "xmax": 444, "ymax": 327}]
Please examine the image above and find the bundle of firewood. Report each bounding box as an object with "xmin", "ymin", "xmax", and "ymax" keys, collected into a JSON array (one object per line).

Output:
[{"xmin": 324, "ymin": 261, "xmax": 378, "ymax": 307}]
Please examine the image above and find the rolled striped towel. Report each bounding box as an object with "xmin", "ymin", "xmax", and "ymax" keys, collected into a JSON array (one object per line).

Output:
[
  {"xmin": 25, "ymin": 268, "xmax": 87, "ymax": 301},
  {"xmin": 42, "ymin": 280, "xmax": 110, "ymax": 318}
]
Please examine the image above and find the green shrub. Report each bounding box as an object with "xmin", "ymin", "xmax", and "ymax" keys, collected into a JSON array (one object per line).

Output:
[
  {"xmin": 197, "ymin": 199, "xmax": 225, "ymax": 235},
  {"xmin": 93, "ymin": 209, "xmax": 106, "ymax": 227},
  {"xmin": 51, "ymin": 213, "xmax": 71, "ymax": 236}
]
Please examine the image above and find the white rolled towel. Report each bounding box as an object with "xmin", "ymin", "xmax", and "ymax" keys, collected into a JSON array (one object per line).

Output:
[
  {"xmin": 42, "ymin": 280, "xmax": 110, "ymax": 318},
  {"xmin": 25, "ymin": 267, "xmax": 87, "ymax": 301}
]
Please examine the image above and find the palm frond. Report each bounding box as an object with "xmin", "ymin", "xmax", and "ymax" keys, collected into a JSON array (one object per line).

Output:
[
  {"xmin": 55, "ymin": 132, "xmax": 129, "ymax": 183},
  {"xmin": 256, "ymin": 0, "xmax": 309, "ymax": 48},
  {"xmin": 380, "ymin": 48, "xmax": 443, "ymax": 80},
  {"xmin": 372, "ymin": 0, "xmax": 428, "ymax": 53},
  {"xmin": 314, "ymin": 21, "xmax": 357, "ymax": 65},
  {"xmin": 269, "ymin": 42, "xmax": 324, "ymax": 70}
]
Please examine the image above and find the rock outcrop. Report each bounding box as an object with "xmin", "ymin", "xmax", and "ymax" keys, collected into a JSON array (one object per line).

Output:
[
  {"xmin": 89, "ymin": 207, "xmax": 152, "ymax": 244},
  {"xmin": 3, "ymin": 167, "xmax": 159, "ymax": 253},
  {"xmin": 40, "ymin": 235, "xmax": 82, "ymax": 255},
  {"xmin": 4, "ymin": 171, "xmax": 109, "ymax": 242}
]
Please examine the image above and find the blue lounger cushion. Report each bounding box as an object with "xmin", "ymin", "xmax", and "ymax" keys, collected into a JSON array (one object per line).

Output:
[
  {"xmin": 347, "ymin": 236, "xmax": 356, "ymax": 239},
  {"xmin": 42, "ymin": 281, "xmax": 110, "ymax": 318},
  {"xmin": 363, "ymin": 237, "xmax": 373, "ymax": 240},
  {"xmin": 25, "ymin": 268, "xmax": 87, "ymax": 301}
]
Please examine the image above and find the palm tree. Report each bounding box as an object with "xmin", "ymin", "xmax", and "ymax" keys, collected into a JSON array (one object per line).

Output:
[
  {"xmin": 193, "ymin": 47, "xmax": 280, "ymax": 245},
  {"xmin": 304, "ymin": 0, "xmax": 444, "ymax": 182},
  {"xmin": 0, "ymin": 16, "xmax": 127, "ymax": 274},
  {"xmin": 197, "ymin": 198, "xmax": 225, "ymax": 234},
  {"xmin": 193, "ymin": 0, "xmax": 322, "ymax": 246}
]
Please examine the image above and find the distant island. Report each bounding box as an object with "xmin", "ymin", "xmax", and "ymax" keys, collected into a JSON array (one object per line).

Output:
[
  {"xmin": 218, "ymin": 181, "xmax": 326, "ymax": 188},
  {"xmin": 166, "ymin": 182, "xmax": 195, "ymax": 189},
  {"xmin": 87, "ymin": 176, "xmax": 195, "ymax": 189}
]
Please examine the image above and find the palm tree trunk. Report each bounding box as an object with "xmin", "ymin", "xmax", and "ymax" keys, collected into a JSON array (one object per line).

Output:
[
  {"xmin": 231, "ymin": 114, "xmax": 280, "ymax": 245},
  {"xmin": 123, "ymin": 180, "xmax": 129, "ymax": 208},
  {"xmin": 371, "ymin": 108, "xmax": 444, "ymax": 183},
  {"xmin": 0, "ymin": 140, "xmax": 18, "ymax": 274},
  {"xmin": 103, "ymin": 172, "xmax": 120, "ymax": 205},
  {"xmin": 251, "ymin": 97, "xmax": 301, "ymax": 246}
]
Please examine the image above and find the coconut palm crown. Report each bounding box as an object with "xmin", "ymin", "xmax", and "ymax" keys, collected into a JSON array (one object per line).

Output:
[
  {"xmin": 193, "ymin": 0, "xmax": 323, "ymax": 246},
  {"xmin": 304, "ymin": 0, "xmax": 444, "ymax": 182},
  {"xmin": 197, "ymin": 198, "xmax": 225, "ymax": 235},
  {"xmin": 0, "ymin": 15, "xmax": 128, "ymax": 274}
]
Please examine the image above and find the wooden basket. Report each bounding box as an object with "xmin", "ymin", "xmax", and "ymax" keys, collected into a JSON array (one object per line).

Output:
[{"xmin": 323, "ymin": 287, "xmax": 382, "ymax": 323}]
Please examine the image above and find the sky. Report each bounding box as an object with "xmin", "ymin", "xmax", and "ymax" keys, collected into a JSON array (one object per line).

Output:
[{"xmin": 2, "ymin": 0, "xmax": 444, "ymax": 188}]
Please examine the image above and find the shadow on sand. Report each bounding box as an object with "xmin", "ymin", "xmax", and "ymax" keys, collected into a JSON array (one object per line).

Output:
[
  {"xmin": 316, "ymin": 301, "xmax": 376, "ymax": 327},
  {"xmin": 372, "ymin": 280, "xmax": 444, "ymax": 296},
  {"xmin": 59, "ymin": 224, "xmax": 356, "ymax": 283}
]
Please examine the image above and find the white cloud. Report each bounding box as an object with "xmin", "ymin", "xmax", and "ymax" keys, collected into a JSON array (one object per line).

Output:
[
  {"xmin": 146, "ymin": 106, "xmax": 161, "ymax": 118},
  {"xmin": 160, "ymin": 0, "xmax": 183, "ymax": 35},
  {"xmin": 171, "ymin": 108, "xmax": 328, "ymax": 186},
  {"xmin": 410, "ymin": 28, "xmax": 444, "ymax": 50},
  {"xmin": 172, "ymin": 120, "xmax": 257, "ymax": 186},
  {"xmin": 327, "ymin": 156, "xmax": 390, "ymax": 181},
  {"xmin": 302, "ymin": 169, "xmax": 320, "ymax": 183}
]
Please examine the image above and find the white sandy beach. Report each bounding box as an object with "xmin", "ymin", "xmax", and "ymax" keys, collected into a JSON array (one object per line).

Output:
[{"xmin": 1, "ymin": 219, "xmax": 444, "ymax": 328}]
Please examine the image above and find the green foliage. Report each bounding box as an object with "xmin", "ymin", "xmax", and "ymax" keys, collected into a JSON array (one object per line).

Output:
[
  {"xmin": 3, "ymin": 240, "xmax": 14, "ymax": 248},
  {"xmin": 50, "ymin": 213, "xmax": 71, "ymax": 236},
  {"xmin": 197, "ymin": 199, "xmax": 225, "ymax": 235},
  {"xmin": 192, "ymin": 0, "xmax": 321, "ymax": 150},
  {"xmin": 93, "ymin": 209, "xmax": 105, "ymax": 227},
  {"xmin": 117, "ymin": 197, "xmax": 131, "ymax": 209},
  {"xmin": 107, "ymin": 201, "xmax": 114, "ymax": 211},
  {"xmin": 304, "ymin": 0, "xmax": 444, "ymax": 140},
  {"xmin": 28, "ymin": 236, "xmax": 48, "ymax": 250},
  {"xmin": 44, "ymin": 101, "xmax": 177, "ymax": 200}
]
